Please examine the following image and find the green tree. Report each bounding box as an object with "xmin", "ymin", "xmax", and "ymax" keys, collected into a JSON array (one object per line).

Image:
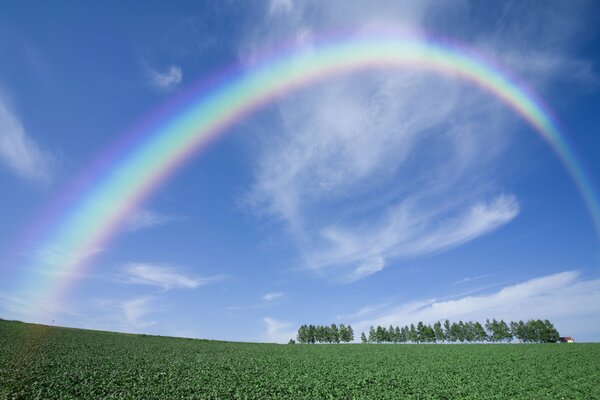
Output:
[
  {"xmin": 474, "ymin": 322, "xmax": 487, "ymax": 343},
  {"xmin": 458, "ymin": 321, "xmax": 467, "ymax": 343},
  {"xmin": 464, "ymin": 321, "xmax": 475, "ymax": 343},
  {"xmin": 449, "ymin": 322, "xmax": 460, "ymax": 343},
  {"xmin": 376, "ymin": 325, "xmax": 384, "ymax": 343},
  {"xmin": 368, "ymin": 326, "xmax": 376, "ymax": 343},
  {"xmin": 409, "ymin": 323, "xmax": 418, "ymax": 343},
  {"xmin": 416, "ymin": 322, "xmax": 425, "ymax": 343},
  {"xmin": 297, "ymin": 325, "xmax": 308, "ymax": 344},
  {"xmin": 498, "ymin": 320, "xmax": 512, "ymax": 342},
  {"xmin": 361, "ymin": 332, "xmax": 368, "ymax": 343},
  {"xmin": 433, "ymin": 321, "xmax": 444, "ymax": 343},
  {"xmin": 330, "ymin": 324, "xmax": 340, "ymax": 343},
  {"xmin": 339, "ymin": 324, "xmax": 347, "ymax": 342},
  {"xmin": 542, "ymin": 320, "xmax": 560, "ymax": 343},
  {"xmin": 308, "ymin": 325, "xmax": 316, "ymax": 344},
  {"xmin": 443, "ymin": 319, "xmax": 451, "ymax": 342},
  {"xmin": 347, "ymin": 325, "xmax": 355, "ymax": 342}
]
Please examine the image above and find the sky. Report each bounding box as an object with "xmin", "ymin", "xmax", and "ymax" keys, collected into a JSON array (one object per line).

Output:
[{"xmin": 0, "ymin": 0, "xmax": 599, "ymax": 343}]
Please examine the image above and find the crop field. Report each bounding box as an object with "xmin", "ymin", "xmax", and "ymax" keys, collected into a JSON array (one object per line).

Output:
[{"xmin": 1, "ymin": 320, "xmax": 599, "ymax": 399}]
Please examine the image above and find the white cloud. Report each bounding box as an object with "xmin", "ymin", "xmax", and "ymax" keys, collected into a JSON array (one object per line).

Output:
[
  {"xmin": 262, "ymin": 292, "xmax": 284, "ymax": 301},
  {"xmin": 349, "ymin": 271, "xmax": 600, "ymax": 341},
  {"xmin": 346, "ymin": 257, "xmax": 386, "ymax": 282},
  {"xmin": 242, "ymin": 2, "xmax": 540, "ymax": 282},
  {"xmin": 124, "ymin": 262, "xmax": 224, "ymax": 291},
  {"xmin": 0, "ymin": 291, "xmax": 79, "ymax": 321},
  {"xmin": 0, "ymin": 97, "xmax": 54, "ymax": 183},
  {"xmin": 268, "ymin": 0, "xmax": 294, "ymax": 16},
  {"xmin": 124, "ymin": 208, "xmax": 177, "ymax": 231},
  {"xmin": 147, "ymin": 65, "xmax": 182, "ymax": 89},
  {"xmin": 89, "ymin": 296, "xmax": 159, "ymax": 333},
  {"xmin": 121, "ymin": 297, "xmax": 154, "ymax": 326},
  {"xmin": 35, "ymin": 245, "xmax": 104, "ymax": 270},
  {"xmin": 237, "ymin": 0, "xmax": 593, "ymax": 282},
  {"xmin": 262, "ymin": 317, "xmax": 296, "ymax": 343}
]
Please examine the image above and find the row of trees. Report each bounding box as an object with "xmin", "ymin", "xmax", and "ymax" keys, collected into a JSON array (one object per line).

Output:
[
  {"xmin": 296, "ymin": 324, "xmax": 354, "ymax": 343},
  {"xmin": 360, "ymin": 319, "xmax": 560, "ymax": 344}
]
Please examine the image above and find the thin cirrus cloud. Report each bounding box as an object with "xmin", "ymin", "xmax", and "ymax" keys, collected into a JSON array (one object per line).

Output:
[
  {"xmin": 314, "ymin": 195, "xmax": 519, "ymax": 282},
  {"xmin": 348, "ymin": 271, "xmax": 600, "ymax": 341},
  {"xmin": 262, "ymin": 317, "xmax": 296, "ymax": 343},
  {"xmin": 0, "ymin": 97, "xmax": 54, "ymax": 183},
  {"xmin": 0, "ymin": 290, "xmax": 79, "ymax": 321},
  {"xmin": 123, "ymin": 262, "xmax": 225, "ymax": 291},
  {"xmin": 121, "ymin": 296, "xmax": 156, "ymax": 327},
  {"xmin": 241, "ymin": 1, "xmax": 520, "ymax": 283},
  {"xmin": 147, "ymin": 65, "xmax": 182, "ymax": 89},
  {"xmin": 124, "ymin": 208, "xmax": 178, "ymax": 232},
  {"xmin": 236, "ymin": 0, "xmax": 593, "ymax": 283},
  {"xmin": 262, "ymin": 292, "xmax": 284, "ymax": 301}
]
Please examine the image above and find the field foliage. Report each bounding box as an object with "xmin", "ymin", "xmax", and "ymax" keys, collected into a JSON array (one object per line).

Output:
[{"xmin": 1, "ymin": 320, "xmax": 598, "ymax": 399}]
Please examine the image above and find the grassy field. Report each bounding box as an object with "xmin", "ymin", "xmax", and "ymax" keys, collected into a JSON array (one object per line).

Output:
[{"xmin": 1, "ymin": 320, "xmax": 598, "ymax": 399}]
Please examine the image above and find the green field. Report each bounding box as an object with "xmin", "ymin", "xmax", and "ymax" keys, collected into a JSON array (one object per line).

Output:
[{"xmin": 1, "ymin": 320, "xmax": 598, "ymax": 399}]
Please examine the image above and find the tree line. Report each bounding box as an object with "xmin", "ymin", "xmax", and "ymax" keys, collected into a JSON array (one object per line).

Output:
[
  {"xmin": 296, "ymin": 324, "xmax": 354, "ymax": 343},
  {"xmin": 360, "ymin": 319, "xmax": 560, "ymax": 344}
]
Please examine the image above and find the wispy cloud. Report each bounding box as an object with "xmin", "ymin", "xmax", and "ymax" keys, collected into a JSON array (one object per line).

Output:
[
  {"xmin": 90, "ymin": 296, "xmax": 159, "ymax": 333},
  {"xmin": 124, "ymin": 208, "xmax": 178, "ymax": 232},
  {"xmin": 262, "ymin": 317, "xmax": 296, "ymax": 343},
  {"xmin": 238, "ymin": 0, "xmax": 592, "ymax": 282},
  {"xmin": 0, "ymin": 291, "xmax": 79, "ymax": 321},
  {"xmin": 268, "ymin": 0, "xmax": 294, "ymax": 16},
  {"xmin": 453, "ymin": 274, "xmax": 495, "ymax": 286},
  {"xmin": 348, "ymin": 271, "xmax": 600, "ymax": 341},
  {"xmin": 147, "ymin": 65, "xmax": 182, "ymax": 89},
  {"xmin": 0, "ymin": 96, "xmax": 54, "ymax": 183},
  {"xmin": 123, "ymin": 262, "xmax": 225, "ymax": 291},
  {"xmin": 316, "ymin": 195, "xmax": 518, "ymax": 282},
  {"xmin": 238, "ymin": 2, "xmax": 533, "ymax": 282},
  {"xmin": 35, "ymin": 245, "xmax": 104, "ymax": 270},
  {"xmin": 262, "ymin": 292, "xmax": 285, "ymax": 301},
  {"xmin": 121, "ymin": 297, "xmax": 155, "ymax": 326}
]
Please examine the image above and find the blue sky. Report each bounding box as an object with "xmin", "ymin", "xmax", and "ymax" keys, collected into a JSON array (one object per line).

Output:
[{"xmin": 1, "ymin": 1, "xmax": 599, "ymax": 342}]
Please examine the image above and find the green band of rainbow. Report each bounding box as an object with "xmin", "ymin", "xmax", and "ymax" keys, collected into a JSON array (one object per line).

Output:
[{"xmin": 23, "ymin": 34, "xmax": 600, "ymax": 312}]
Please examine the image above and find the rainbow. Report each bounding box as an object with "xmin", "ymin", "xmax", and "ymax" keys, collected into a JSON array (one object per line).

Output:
[{"xmin": 18, "ymin": 33, "xmax": 600, "ymax": 314}]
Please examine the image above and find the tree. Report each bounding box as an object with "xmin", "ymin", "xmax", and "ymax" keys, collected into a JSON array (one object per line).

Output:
[
  {"xmin": 308, "ymin": 325, "xmax": 316, "ymax": 344},
  {"xmin": 464, "ymin": 321, "xmax": 476, "ymax": 343},
  {"xmin": 394, "ymin": 326, "xmax": 401, "ymax": 344},
  {"xmin": 457, "ymin": 321, "xmax": 466, "ymax": 343},
  {"xmin": 346, "ymin": 325, "xmax": 355, "ymax": 342},
  {"xmin": 449, "ymin": 322, "xmax": 460, "ymax": 343},
  {"xmin": 416, "ymin": 322, "xmax": 425, "ymax": 343},
  {"xmin": 297, "ymin": 325, "xmax": 308, "ymax": 344},
  {"xmin": 288, "ymin": 339, "xmax": 296, "ymax": 344},
  {"xmin": 433, "ymin": 321, "xmax": 444, "ymax": 343},
  {"xmin": 498, "ymin": 320, "xmax": 512, "ymax": 342},
  {"xmin": 368, "ymin": 326, "xmax": 376, "ymax": 343},
  {"xmin": 330, "ymin": 324, "xmax": 340, "ymax": 343},
  {"xmin": 512, "ymin": 320, "xmax": 526, "ymax": 343},
  {"xmin": 409, "ymin": 324, "xmax": 418, "ymax": 343},
  {"xmin": 443, "ymin": 320, "xmax": 451, "ymax": 343},
  {"xmin": 542, "ymin": 320, "xmax": 560, "ymax": 343},
  {"xmin": 389, "ymin": 325, "xmax": 396, "ymax": 343},
  {"xmin": 361, "ymin": 332, "xmax": 368, "ymax": 343},
  {"xmin": 339, "ymin": 324, "xmax": 354, "ymax": 343},
  {"xmin": 474, "ymin": 322, "xmax": 487, "ymax": 343},
  {"xmin": 376, "ymin": 325, "xmax": 384, "ymax": 343},
  {"xmin": 401, "ymin": 326, "xmax": 409, "ymax": 343}
]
